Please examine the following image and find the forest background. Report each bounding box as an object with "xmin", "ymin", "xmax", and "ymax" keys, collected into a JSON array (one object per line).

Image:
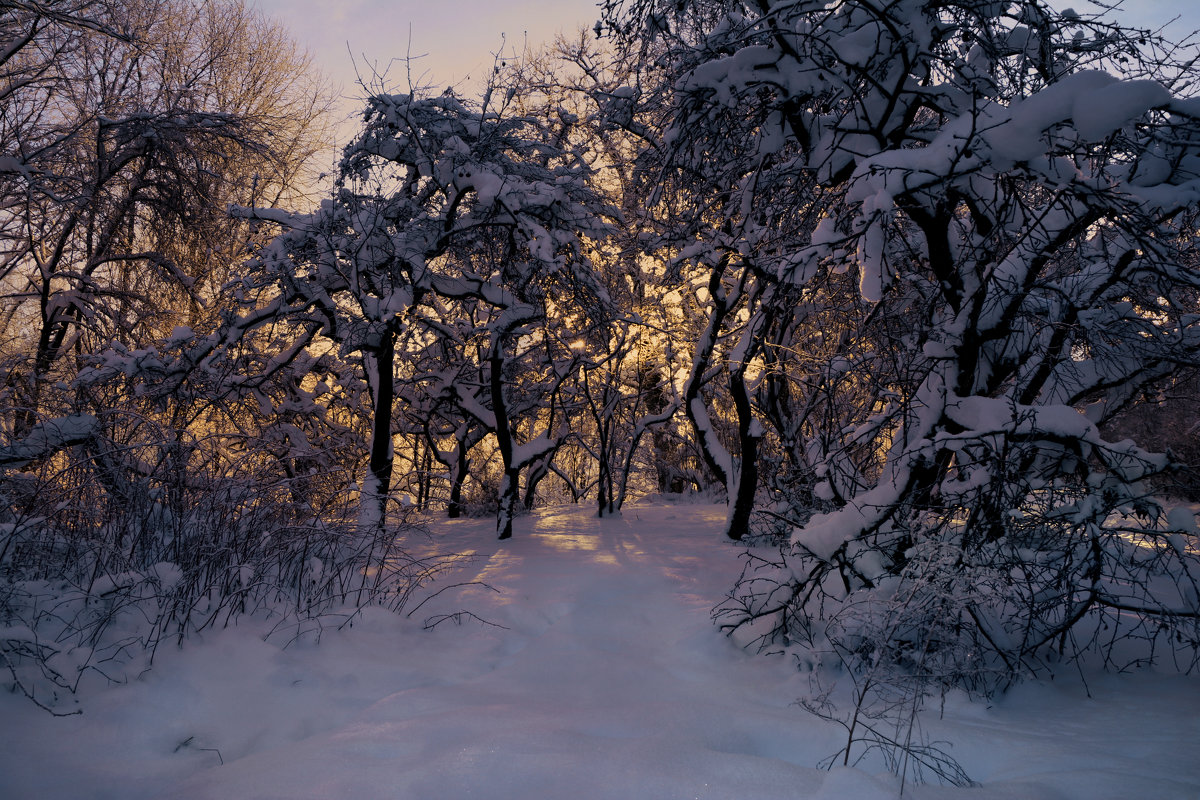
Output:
[{"xmin": 2, "ymin": 4, "xmax": 1200, "ymax": 783}]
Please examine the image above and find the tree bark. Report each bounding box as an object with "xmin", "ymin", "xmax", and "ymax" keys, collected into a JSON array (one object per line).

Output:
[
  {"xmin": 489, "ymin": 340, "xmax": 518, "ymax": 539},
  {"xmin": 726, "ymin": 362, "xmax": 760, "ymax": 541},
  {"xmin": 364, "ymin": 326, "xmax": 396, "ymax": 528}
]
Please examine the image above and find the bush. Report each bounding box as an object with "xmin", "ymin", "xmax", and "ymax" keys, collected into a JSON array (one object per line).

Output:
[{"xmin": 0, "ymin": 415, "xmax": 447, "ymax": 714}]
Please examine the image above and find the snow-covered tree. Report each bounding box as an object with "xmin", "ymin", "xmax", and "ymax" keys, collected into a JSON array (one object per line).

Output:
[
  {"xmin": 238, "ymin": 74, "xmax": 612, "ymax": 535},
  {"xmin": 530, "ymin": 35, "xmax": 697, "ymax": 515},
  {"xmin": 604, "ymin": 0, "xmax": 1200, "ymax": 688},
  {"xmin": 0, "ymin": 0, "xmax": 334, "ymax": 441}
]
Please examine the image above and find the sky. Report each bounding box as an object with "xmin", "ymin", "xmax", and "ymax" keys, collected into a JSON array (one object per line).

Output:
[
  {"xmin": 250, "ymin": 0, "xmax": 603, "ymax": 102},
  {"xmin": 1120, "ymin": 0, "xmax": 1200, "ymax": 37}
]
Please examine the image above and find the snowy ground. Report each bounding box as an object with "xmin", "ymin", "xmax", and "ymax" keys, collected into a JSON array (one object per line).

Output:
[{"xmin": 2, "ymin": 503, "xmax": 1198, "ymax": 800}]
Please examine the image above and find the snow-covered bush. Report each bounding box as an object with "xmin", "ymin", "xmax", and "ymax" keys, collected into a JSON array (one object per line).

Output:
[{"xmin": 0, "ymin": 404, "xmax": 441, "ymax": 714}]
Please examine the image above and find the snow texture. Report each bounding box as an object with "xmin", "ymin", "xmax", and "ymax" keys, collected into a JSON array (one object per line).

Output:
[{"xmin": 2, "ymin": 505, "xmax": 1197, "ymax": 800}]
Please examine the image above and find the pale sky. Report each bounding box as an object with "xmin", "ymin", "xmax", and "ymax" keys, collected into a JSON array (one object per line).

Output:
[
  {"xmin": 1118, "ymin": 0, "xmax": 1200, "ymax": 37},
  {"xmin": 251, "ymin": 0, "xmax": 602, "ymax": 101}
]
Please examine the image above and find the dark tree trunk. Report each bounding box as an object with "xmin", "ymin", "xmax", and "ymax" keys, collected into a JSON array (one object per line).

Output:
[
  {"xmin": 683, "ymin": 260, "xmax": 736, "ymax": 490},
  {"xmin": 436, "ymin": 422, "xmax": 484, "ymax": 520},
  {"xmin": 726, "ymin": 362, "xmax": 760, "ymax": 540},
  {"xmin": 524, "ymin": 454, "xmax": 552, "ymax": 511},
  {"xmin": 596, "ymin": 415, "xmax": 616, "ymax": 516},
  {"xmin": 490, "ymin": 341, "xmax": 518, "ymax": 539},
  {"xmin": 447, "ymin": 444, "xmax": 468, "ymax": 519},
  {"xmin": 418, "ymin": 441, "xmax": 432, "ymax": 511},
  {"xmin": 365, "ymin": 326, "xmax": 396, "ymax": 527}
]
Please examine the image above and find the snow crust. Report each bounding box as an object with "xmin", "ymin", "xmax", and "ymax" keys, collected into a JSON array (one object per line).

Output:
[{"xmin": 1, "ymin": 505, "xmax": 1197, "ymax": 799}]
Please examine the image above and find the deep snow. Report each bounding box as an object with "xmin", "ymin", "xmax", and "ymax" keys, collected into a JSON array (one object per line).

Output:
[{"xmin": 1, "ymin": 503, "xmax": 1198, "ymax": 799}]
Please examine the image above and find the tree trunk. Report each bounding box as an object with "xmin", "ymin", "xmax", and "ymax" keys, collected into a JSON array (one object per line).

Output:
[
  {"xmin": 523, "ymin": 454, "xmax": 552, "ymax": 510},
  {"xmin": 418, "ymin": 440, "xmax": 432, "ymax": 511},
  {"xmin": 682, "ymin": 261, "xmax": 738, "ymax": 491},
  {"xmin": 363, "ymin": 327, "xmax": 396, "ymax": 528},
  {"xmin": 596, "ymin": 417, "xmax": 615, "ymax": 516},
  {"xmin": 490, "ymin": 340, "xmax": 517, "ymax": 539},
  {"xmin": 725, "ymin": 318, "xmax": 764, "ymax": 540},
  {"xmin": 726, "ymin": 362, "xmax": 760, "ymax": 540},
  {"xmin": 448, "ymin": 444, "xmax": 468, "ymax": 519}
]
